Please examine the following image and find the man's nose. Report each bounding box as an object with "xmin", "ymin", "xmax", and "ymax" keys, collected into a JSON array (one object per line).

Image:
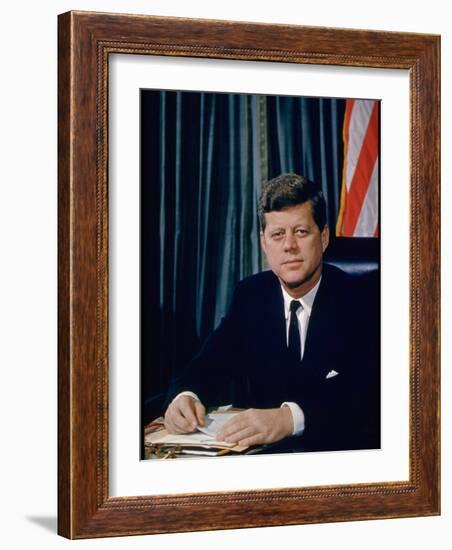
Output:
[{"xmin": 283, "ymin": 232, "xmax": 298, "ymax": 252}]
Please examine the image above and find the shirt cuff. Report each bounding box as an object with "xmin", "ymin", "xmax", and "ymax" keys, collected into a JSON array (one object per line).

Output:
[
  {"xmin": 281, "ymin": 402, "xmax": 305, "ymax": 435},
  {"xmin": 172, "ymin": 391, "xmax": 201, "ymax": 404}
]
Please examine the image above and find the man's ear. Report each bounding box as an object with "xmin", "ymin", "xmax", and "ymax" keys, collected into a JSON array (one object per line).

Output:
[
  {"xmin": 260, "ymin": 230, "xmax": 266, "ymax": 251},
  {"xmin": 321, "ymin": 224, "xmax": 330, "ymax": 252}
]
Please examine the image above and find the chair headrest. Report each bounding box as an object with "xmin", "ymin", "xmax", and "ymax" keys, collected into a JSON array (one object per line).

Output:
[{"xmin": 324, "ymin": 259, "xmax": 378, "ymax": 277}]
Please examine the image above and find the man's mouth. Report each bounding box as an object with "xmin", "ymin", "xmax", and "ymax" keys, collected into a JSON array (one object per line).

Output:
[{"xmin": 283, "ymin": 259, "xmax": 303, "ymax": 265}]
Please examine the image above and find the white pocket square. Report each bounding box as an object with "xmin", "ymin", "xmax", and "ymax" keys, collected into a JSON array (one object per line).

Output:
[{"xmin": 326, "ymin": 370, "xmax": 339, "ymax": 379}]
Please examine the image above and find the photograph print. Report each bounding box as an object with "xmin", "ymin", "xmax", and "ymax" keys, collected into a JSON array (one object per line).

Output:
[{"xmin": 140, "ymin": 90, "xmax": 381, "ymax": 460}]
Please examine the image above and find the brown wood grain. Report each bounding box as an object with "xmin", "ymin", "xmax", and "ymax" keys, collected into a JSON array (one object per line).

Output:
[
  {"xmin": 58, "ymin": 10, "xmax": 440, "ymax": 539},
  {"xmin": 57, "ymin": 10, "xmax": 71, "ymax": 539}
]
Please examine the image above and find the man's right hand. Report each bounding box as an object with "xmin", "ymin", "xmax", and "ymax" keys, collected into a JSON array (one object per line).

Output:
[{"xmin": 164, "ymin": 395, "xmax": 206, "ymax": 434}]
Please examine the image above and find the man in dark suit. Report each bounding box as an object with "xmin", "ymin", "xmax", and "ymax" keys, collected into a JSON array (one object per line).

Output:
[{"xmin": 164, "ymin": 173, "xmax": 380, "ymax": 452}]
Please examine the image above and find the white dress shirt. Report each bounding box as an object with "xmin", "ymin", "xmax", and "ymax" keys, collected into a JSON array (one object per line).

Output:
[
  {"xmin": 173, "ymin": 276, "xmax": 322, "ymax": 438},
  {"xmin": 280, "ymin": 277, "xmax": 321, "ymax": 360},
  {"xmin": 279, "ymin": 276, "xmax": 321, "ymax": 435}
]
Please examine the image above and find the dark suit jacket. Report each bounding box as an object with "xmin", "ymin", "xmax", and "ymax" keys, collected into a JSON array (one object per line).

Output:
[{"xmin": 166, "ymin": 264, "xmax": 380, "ymax": 452}]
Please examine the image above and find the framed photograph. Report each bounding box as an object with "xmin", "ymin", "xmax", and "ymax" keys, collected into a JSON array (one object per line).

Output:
[
  {"xmin": 139, "ymin": 88, "xmax": 381, "ymax": 461},
  {"xmin": 58, "ymin": 11, "xmax": 440, "ymax": 538}
]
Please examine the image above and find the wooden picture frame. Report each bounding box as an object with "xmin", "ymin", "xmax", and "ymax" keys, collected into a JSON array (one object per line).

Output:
[{"xmin": 58, "ymin": 11, "xmax": 440, "ymax": 538}]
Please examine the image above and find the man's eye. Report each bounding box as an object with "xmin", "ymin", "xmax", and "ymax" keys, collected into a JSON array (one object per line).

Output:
[
  {"xmin": 271, "ymin": 232, "xmax": 284, "ymax": 239},
  {"xmin": 296, "ymin": 229, "xmax": 308, "ymax": 236}
]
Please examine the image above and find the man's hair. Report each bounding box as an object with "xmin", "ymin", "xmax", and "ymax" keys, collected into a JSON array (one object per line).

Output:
[{"xmin": 258, "ymin": 173, "xmax": 327, "ymax": 231}]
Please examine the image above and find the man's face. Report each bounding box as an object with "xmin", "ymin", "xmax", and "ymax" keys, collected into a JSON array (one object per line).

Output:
[{"xmin": 260, "ymin": 201, "xmax": 329, "ymax": 297}]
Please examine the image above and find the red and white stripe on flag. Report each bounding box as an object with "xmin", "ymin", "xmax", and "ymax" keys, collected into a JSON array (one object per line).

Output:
[{"xmin": 336, "ymin": 99, "xmax": 379, "ymax": 237}]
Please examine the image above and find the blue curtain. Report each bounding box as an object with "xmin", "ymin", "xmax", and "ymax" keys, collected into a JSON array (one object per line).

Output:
[
  {"xmin": 267, "ymin": 96, "xmax": 344, "ymax": 227},
  {"xmin": 141, "ymin": 90, "xmax": 345, "ymax": 423}
]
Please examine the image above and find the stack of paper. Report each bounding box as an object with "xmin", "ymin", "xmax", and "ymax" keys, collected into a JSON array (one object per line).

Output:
[{"xmin": 144, "ymin": 411, "xmax": 249, "ymax": 457}]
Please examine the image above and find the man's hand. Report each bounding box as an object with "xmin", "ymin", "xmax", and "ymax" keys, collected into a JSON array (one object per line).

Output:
[
  {"xmin": 216, "ymin": 407, "xmax": 294, "ymax": 446},
  {"xmin": 164, "ymin": 395, "xmax": 206, "ymax": 434}
]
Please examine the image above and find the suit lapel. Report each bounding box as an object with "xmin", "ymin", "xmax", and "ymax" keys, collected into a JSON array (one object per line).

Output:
[
  {"xmin": 259, "ymin": 272, "xmax": 287, "ymax": 357},
  {"xmin": 302, "ymin": 267, "xmax": 340, "ymax": 373}
]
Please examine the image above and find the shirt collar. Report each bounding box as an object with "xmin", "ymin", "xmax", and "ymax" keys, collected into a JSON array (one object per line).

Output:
[{"xmin": 281, "ymin": 275, "xmax": 322, "ymax": 320}]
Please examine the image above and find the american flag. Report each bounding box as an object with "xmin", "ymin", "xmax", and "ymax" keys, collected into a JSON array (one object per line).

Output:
[{"xmin": 336, "ymin": 99, "xmax": 379, "ymax": 237}]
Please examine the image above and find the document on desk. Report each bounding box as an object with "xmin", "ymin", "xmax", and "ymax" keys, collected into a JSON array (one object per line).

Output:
[
  {"xmin": 196, "ymin": 412, "xmax": 236, "ymax": 439},
  {"xmin": 145, "ymin": 411, "xmax": 244, "ymax": 450}
]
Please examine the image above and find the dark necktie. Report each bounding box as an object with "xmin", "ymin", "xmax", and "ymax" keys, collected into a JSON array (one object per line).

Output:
[{"xmin": 288, "ymin": 300, "xmax": 302, "ymax": 362}]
